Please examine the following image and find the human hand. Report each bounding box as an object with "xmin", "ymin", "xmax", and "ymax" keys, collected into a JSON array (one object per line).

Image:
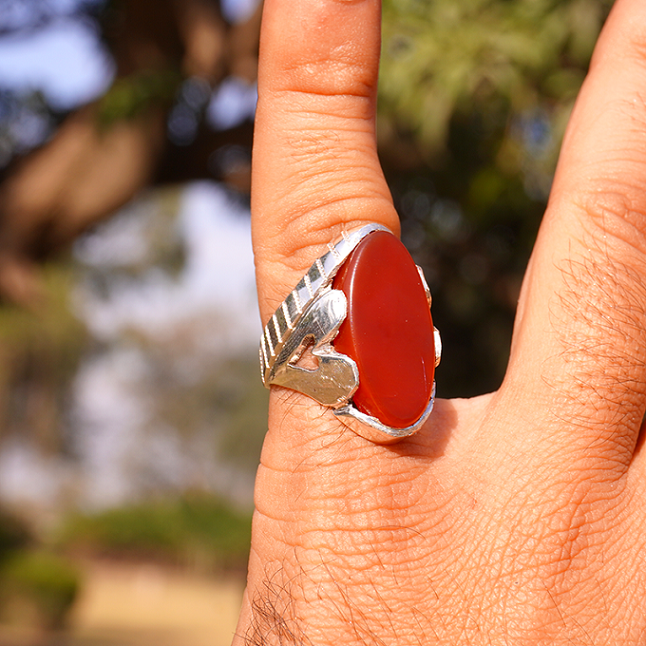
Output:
[{"xmin": 234, "ymin": 0, "xmax": 646, "ymax": 643}]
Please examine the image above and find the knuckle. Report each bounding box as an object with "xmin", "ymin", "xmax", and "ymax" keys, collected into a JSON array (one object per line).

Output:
[
  {"xmin": 551, "ymin": 247, "xmax": 646, "ymax": 445},
  {"xmin": 544, "ymin": 183, "xmax": 646, "ymax": 438},
  {"xmin": 278, "ymin": 58, "xmax": 374, "ymax": 100}
]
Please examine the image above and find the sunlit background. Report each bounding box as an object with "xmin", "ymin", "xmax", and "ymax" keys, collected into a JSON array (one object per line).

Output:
[{"xmin": 0, "ymin": 0, "xmax": 612, "ymax": 644}]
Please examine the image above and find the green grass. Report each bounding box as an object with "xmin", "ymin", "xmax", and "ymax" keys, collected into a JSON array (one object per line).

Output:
[
  {"xmin": 0, "ymin": 508, "xmax": 81, "ymax": 629},
  {"xmin": 59, "ymin": 494, "xmax": 252, "ymax": 573},
  {"xmin": 0, "ymin": 551, "xmax": 80, "ymax": 629}
]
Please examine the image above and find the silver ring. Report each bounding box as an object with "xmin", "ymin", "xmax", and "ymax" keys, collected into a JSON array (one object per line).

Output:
[{"xmin": 259, "ymin": 224, "xmax": 441, "ymax": 443}]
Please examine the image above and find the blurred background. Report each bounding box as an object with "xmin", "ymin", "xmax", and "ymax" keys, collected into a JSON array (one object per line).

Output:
[{"xmin": 0, "ymin": 0, "xmax": 613, "ymax": 644}]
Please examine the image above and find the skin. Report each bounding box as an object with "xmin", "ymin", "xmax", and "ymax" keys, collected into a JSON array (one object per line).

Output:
[{"xmin": 234, "ymin": 0, "xmax": 646, "ymax": 643}]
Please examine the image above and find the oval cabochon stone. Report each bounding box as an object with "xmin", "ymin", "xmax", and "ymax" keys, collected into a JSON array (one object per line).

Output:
[{"xmin": 332, "ymin": 231, "xmax": 435, "ymax": 429}]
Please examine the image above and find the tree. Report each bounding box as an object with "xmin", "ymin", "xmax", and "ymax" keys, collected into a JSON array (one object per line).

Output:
[
  {"xmin": 0, "ymin": 0, "xmax": 614, "ymax": 429},
  {"xmin": 0, "ymin": 0, "xmax": 260, "ymax": 306},
  {"xmin": 378, "ymin": 0, "xmax": 613, "ymax": 394}
]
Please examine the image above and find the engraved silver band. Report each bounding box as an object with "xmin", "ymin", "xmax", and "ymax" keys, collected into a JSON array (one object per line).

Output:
[{"xmin": 259, "ymin": 224, "xmax": 440, "ymax": 443}]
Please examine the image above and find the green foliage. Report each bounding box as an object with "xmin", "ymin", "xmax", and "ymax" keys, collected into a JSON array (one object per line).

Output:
[
  {"xmin": 0, "ymin": 263, "xmax": 87, "ymax": 451},
  {"xmin": 0, "ymin": 508, "xmax": 80, "ymax": 630},
  {"xmin": 0, "ymin": 509, "xmax": 31, "ymax": 560},
  {"xmin": 216, "ymin": 356, "xmax": 269, "ymax": 470},
  {"xmin": 377, "ymin": 0, "xmax": 613, "ymax": 396},
  {"xmin": 0, "ymin": 264, "xmax": 84, "ymax": 358},
  {"xmin": 381, "ymin": 0, "xmax": 611, "ymax": 160},
  {"xmin": 150, "ymin": 353, "xmax": 268, "ymax": 472},
  {"xmin": 98, "ymin": 69, "xmax": 182, "ymax": 127},
  {"xmin": 0, "ymin": 551, "xmax": 81, "ymax": 630},
  {"xmin": 59, "ymin": 494, "xmax": 252, "ymax": 572}
]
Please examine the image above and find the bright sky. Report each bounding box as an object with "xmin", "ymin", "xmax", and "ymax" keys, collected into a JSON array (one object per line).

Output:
[
  {"xmin": 0, "ymin": 0, "xmax": 259, "ymax": 109},
  {"xmin": 0, "ymin": 18, "xmax": 114, "ymax": 109},
  {"xmin": 74, "ymin": 181, "xmax": 260, "ymax": 352},
  {"xmin": 72, "ymin": 183, "xmax": 260, "ymax": 509}
]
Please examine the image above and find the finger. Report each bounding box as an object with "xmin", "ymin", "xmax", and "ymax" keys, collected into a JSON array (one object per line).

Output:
[
  {"xmin": 251, "ymin": 0, "xmax": 399, "ymax": 323},
  {"xmin": 501, "ymin": 0, "xmax": 646, "ymax": 466}
]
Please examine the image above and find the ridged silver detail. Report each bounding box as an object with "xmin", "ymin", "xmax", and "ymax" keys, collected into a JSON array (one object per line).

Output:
[
  {"xmin": 295, "ymin": 284, "xmax": 310, "ymax": 313},
  {"xmin": 303, "ymin": 273, "xmax": 314, "ymax": 299},
  {"xmin": 316, "ymin": 258, "xmax": 327, "ymax": 281},
  {"xmin": 264, "ymin": 328, "xmax": 275, "ymax": 357},
  {"xmin": 286, "ymin": 293, "xmax": 300, "ymax": 321},
  {"xmin": 260, "ymin": 223, "xmax": 389, "ymax": 387},
  {"xmin": 258, "ymin": 223, "xmax": 440, "ymax": 442},
  {"xmin": 282, "ymin": 300, "xmax": 293, "ymax": 329},
  {"xmin": 272, "ymin": 313, "xmax": 284, "ymax": 343}
]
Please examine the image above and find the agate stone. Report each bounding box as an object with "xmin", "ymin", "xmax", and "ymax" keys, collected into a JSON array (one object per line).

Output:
[{"xmin": 332, "ymin": 231, "xmax": 435, "ymax": 429}]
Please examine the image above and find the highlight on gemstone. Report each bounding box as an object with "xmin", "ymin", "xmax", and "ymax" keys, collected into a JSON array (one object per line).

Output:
[{"xmin": 332, "ymin": 231, "xmax": 435, "ymax": 429}]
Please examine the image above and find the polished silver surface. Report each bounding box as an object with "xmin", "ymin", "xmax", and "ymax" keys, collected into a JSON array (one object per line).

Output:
[
  {"xmin": 434, "ymin": 327, "xmax": 442, "ymax": 368},
  {"xmin": 334, "ymin": 382, "xmax": 437, "ymax": 442},
  {"xmin": 259, "ymin": 223, "xmax": 442, "ymax": 443},
  {"xmin": 260, "ymin": 223, "xmax": 388, "ymax": 387},
  {"xmin": 265, "ymin": 288, "xmax": 359, "ymax": 407}
]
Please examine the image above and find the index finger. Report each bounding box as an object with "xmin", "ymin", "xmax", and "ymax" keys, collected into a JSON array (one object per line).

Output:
[{"xmin": 251, "ymin": 0, "xmax": 399, "ymax": 322}]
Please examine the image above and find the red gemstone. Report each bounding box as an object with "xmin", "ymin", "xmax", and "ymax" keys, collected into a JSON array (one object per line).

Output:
[{"xmin": 332, "ymin": 231, "xmax": 435, "ymax": 429}]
